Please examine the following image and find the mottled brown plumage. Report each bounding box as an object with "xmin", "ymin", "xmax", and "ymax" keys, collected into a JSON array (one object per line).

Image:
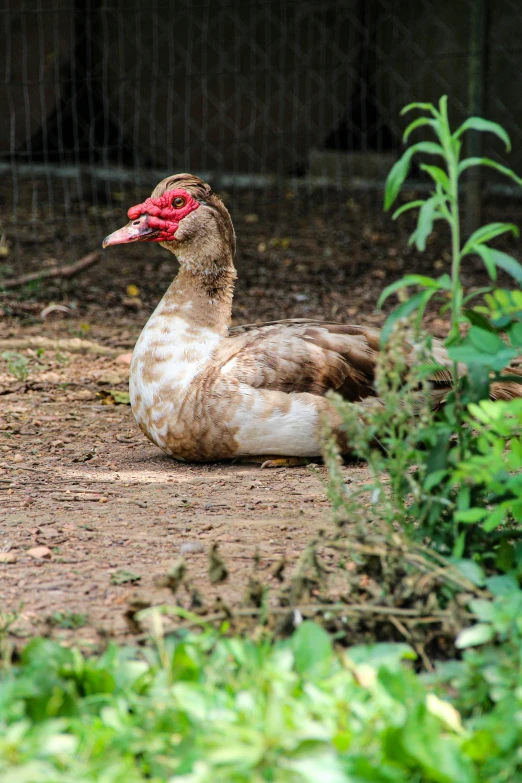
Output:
[{"xmin": 102, "ymin": 174, "xmax": 522, "ymax": 462}]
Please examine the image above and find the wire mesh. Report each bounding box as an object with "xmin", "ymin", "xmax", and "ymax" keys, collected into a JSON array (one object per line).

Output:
[{"xmin": 1, "ymin": 0, "xmax": 522, "ymax": 264}]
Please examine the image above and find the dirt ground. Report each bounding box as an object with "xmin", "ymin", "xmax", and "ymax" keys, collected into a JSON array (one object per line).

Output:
[{"xmin": 0, "ymin": 185, "xmax": 520, "ymax": 649}]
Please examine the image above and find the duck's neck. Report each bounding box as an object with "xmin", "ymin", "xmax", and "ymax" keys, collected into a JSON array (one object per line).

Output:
[{"xmin": 156, "ymin": 245, "xmax": 237, "ymax": 336}]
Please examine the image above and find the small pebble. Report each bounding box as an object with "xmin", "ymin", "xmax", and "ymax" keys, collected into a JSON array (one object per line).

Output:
[
  {"xmin": 74, "ymin": 389, "xmax": 94, "ymax": 400},
  {"xmin": 115, "ymin": 352, "xmax": 133, "ymax": 366},
  {"xmin": 28, "ymin": 546, "xmax": 52, "ymax": 560},
  {"xmin": 179, "ymin": 542, "xmax": 205, "ymax": 555}
]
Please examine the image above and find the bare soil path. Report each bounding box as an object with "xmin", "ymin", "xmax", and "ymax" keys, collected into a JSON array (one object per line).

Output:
[{"xmin": 0, "ymin": 372, "xmax": 351, "ymax": 647}]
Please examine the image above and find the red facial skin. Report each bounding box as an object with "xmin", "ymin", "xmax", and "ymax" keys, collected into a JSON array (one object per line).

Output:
[
  {"xmin": 127, "ymin": 188, "xmax": 200, "ymax": 241},
  {"xmin": 102, "ymin": 188, "xmax": 200, "ymax": 248}
]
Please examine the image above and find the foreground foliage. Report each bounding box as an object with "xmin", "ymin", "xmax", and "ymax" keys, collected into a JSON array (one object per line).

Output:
[
  {"xmin": 0, "ymin": 616, "xmax": 521, "ymax": 783},
  {"xmin": 316, "ymin": 97, "xmax": 522, "ymax": 780},
  {"xmin": 325, "ymin": 98, "xmax": 522, "ymax": 564}
]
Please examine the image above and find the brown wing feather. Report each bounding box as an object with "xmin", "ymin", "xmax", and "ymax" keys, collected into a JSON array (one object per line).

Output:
[
  {"xmin": 223, "ymin": 319, "xmax": 521, "ymax": 402},
  {"xmin": 222, "ymin": 320, "xmax": 381, "ymax": 400}
]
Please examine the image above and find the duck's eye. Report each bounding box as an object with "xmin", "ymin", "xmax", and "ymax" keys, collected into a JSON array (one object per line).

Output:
[{"xmin": 172, "ymin": 196, "xmax": 186, "ymax": 208}]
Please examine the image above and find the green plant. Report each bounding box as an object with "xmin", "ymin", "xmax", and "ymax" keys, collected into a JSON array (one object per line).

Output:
[
  {"xmin": 1, "ymin": 351, "xmax": 30, "ymax": 382},
  {"xmin": 0, "ymin": 623, "xmax": 508, "ymax": 782},
  {"xmin": 452, "ymin": 399, "xmax": 522, "ymax": 564},
  {"xmin": 324, "ymin": 321, "xmax": 436, "ymax": 531},
  {"xmin": 324, "ymin": 97, "xmax": 522, "ymax": 561},
  {"xmin": 381, "ymin": 96, "xmax": 522, "ymax": 454},
  {"xmin": 55, "ymin": 351, "xmax": 70, "ymax": 367},
  {"xmin": 435, "ymin": 581, "xmax": 522, "ymax": 782},
  {"xmin": 382, "ymin": 99, "xmax": 522, "ymax": 553},
  {"xmin": 382, "ymin": 95, "xmax": 522, "ymax": 344},
  {"xmin": 0, "ymin": 607, "xmax": 21, "ymax": 670},
  {"xmin": 49, "ymin": 611, "xmax": 88, "ymax": 630},
  {"xmin": 110, "ymin": 569, "xmax": 141, "ymax": 585}
]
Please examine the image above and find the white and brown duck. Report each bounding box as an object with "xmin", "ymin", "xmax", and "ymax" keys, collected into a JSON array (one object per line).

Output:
[{"xmin": 103, "ymin": 173, "xmax": 519, "ymax": 463}]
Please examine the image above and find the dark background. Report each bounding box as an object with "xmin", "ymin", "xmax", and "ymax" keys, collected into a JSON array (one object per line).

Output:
[{"xmin": 1, "ymin": 0, "xmax": 521, "ymax": 263}]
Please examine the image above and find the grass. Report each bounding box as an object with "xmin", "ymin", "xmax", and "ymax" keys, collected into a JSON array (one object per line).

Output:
[{"xmin": 49, "ymin": 611, "xmax": 88, "ymax": 630}]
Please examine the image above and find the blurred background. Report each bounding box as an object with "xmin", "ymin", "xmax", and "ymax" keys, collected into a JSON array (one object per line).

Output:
[{"xmin": 1, "ymin": 0, "xmax": 521, "ymax": 321}]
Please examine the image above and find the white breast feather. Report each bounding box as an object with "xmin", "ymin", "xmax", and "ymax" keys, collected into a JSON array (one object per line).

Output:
[
  {"xmin": 130, "ymin": 301, "xmax": 221, "ymax": 450},
  {"xmin": 229, "ymin": 384, "xmax": 321, "ymax": 456}
]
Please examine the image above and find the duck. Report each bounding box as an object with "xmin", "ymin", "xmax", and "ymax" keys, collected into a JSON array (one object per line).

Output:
[{"xmin": 102, "ymin": 173, "xmax": 520, "ymax": 463}]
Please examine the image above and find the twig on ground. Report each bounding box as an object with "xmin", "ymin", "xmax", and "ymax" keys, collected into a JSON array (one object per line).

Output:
[
  {"xmin": 0, "ymin": 465, "xmax": 50, "ymax": 472},
  {"xmin": 0, "ymin": 251, "xmax": 101, "ymax": 290},
  {"xmin": 0, "ymin": 337, "xmax": 117, "ymax": 356},
  {"xmin": 389, "ymin": 614, "xmax": 434, "ymax": 672},
  {"xmin": 329, "ymin": 538, "xmax": 485, "ymax": 596}
]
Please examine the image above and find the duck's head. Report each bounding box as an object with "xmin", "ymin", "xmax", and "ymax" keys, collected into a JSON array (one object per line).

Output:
[{"xmin": 102, "ymin": 173, "xmax": 235, "ymax": 259}]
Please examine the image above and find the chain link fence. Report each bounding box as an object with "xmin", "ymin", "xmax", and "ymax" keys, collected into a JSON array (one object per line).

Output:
[{"xmin": 2, "ymin": 0, "xmax": 522, "ymax": 261}]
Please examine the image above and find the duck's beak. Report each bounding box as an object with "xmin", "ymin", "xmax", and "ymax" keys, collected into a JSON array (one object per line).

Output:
[{"xmin": 102, "ymin": 215, "xmax": 159, "ymax": 248}]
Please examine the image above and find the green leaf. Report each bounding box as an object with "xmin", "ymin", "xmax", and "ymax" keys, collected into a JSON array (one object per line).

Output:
[
  {"xmin": 413, "ymin": 196, "xmax": 441, "ymax": 251},
  {"xmin": 400, "ymin": 101, "xmax": 439, "ymax": 116},
  {"xmin": 509, "ymin": 321, "xmax": 522, "ymax": 348},
  {"xmin": 485, "ymin": 248, "xmax": 522, "ymax": 285},
  {"xmin": 450, "ymin": 558, "xmax": 486, "ymax": 586},
  {"xmin": 455, "ymin": 623, "xmax": 494, "ymax": 649},
  {"xmin": 485, "ymin": 573, "xmax": 519, "ymax": 596},
  {"xmin": 455, "ymin": 508, "xmax": 488, "ymax": 523},
  {"xmin": 471, "ymin": 244, "xmax": 497, "ymax": 280},
  {"xmin": 462, "ymin": 309, "xmax": 497, "ymax": 331},
  {"xmin": 462, "ymin": 286, "xmax": 493, "ymax": 305},
  {"xmin": 110, "ymin": 569, "xmax": 141, "ymax": 585},
  {"xmin": 292, "ymin": 621, "xmax": 333, "ymax": 675},
  {"xmin": 392, "ymin": 200, "xmax": 424, "ymax": 219},
  {"xmin": 453, "ymin": 530, "xmax": 466, "ymax": 559},
  {"xmin": 380, "ymin": 290, "xmax": 435, "ymax": 345},
  {"xmin": 97, "ymin": 389, "xmax": 131, "ymax": 405},
  {"xmin": 419, "ymin": 164, "xmax": 451, "ymax": 192},
  {"xmin": 468, "ymin": 399, "xmax": 505, "ymax": 424},
  {"xmin": 482, "ymin": 506, "xmax": 507, "ymax": 532},
  {"xmin": 377, "ymin": 280, "xmax": 410, "ymax": 308},
  {"xmin": 449, "ymin": 343, "xmax": 517, "ymax": 371},
  {"xmin": 466, "ymin": 242, "xmax": 522, "ymax": 285},
  {"xmin": 403, "ymin": 116, "xmax": 436, "ymax": 142},
  {"xmin": 454, "ymin": 117, "xmax": 512, "ymax": 150},
  {"xmin": 468, "ymin": 326, "xmax": 506, "ymax": 354},
  {"xmin": 377, "ymin": 274, "xmax": 449, "ymax": 308},
  {"xmin": 496, "ymin": 541, "xmax": 516, "ymax": 574},
  {"xmin": 462, "ymin": 222, "xmax": 519, "ymax": 252},
  {"xmin": 285, "ymin": 755, "xmax": 348, "ymax": 783},
  {"xmin": 384, "ymin": 142, "xmax": 444, "ymax": 211},
  {"xmin": 111, "ymin": 390, "xmax": 131, "ymax": 405},
  {"xmin": 448, "ymin": 325, "xmax": 518, "ymax": 371},
  {"xmin": 423, "ymin": 469, "xmax": 448, "ymax": 491},
  {"xmin": 347, "ymin": 643, "xmax": 416, "ymax": 668},
  {"xmin": 400, "ymin": 274, "xmax": 448, "ymax": 290},
  {"xmin": 458, "ymin": 156, "xmax": 522, "ymax": 190},
  {"xmin": 467, "ymin": 362, "xmax": 493, "ymax": 401}
]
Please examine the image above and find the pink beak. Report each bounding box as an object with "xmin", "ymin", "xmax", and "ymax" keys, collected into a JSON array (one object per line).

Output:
[{"xmin": 102, "ymin": 214, "xmax": 159, "ymax": 248}]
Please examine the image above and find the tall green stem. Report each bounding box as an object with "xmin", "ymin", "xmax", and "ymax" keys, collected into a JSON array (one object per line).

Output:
[
  {"xmin": 439, "ymin": 101, "xmax": 463, "ymax": 335},
  {"xmin": 449, "ymin": 167, "xmax": 462, "ymax": 336},
  {"xmin": 439, "ymin": 102, "xmax": 465, "ymax": 455}
]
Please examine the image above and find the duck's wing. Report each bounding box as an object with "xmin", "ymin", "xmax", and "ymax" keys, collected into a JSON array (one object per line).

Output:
[
  {"xmin": 225, "ymin": 319, "xmax": 522, "ymax": 402},
  {"xmin": 220, "ymin": 320, "xmax": 383, "ymax": 401}
]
